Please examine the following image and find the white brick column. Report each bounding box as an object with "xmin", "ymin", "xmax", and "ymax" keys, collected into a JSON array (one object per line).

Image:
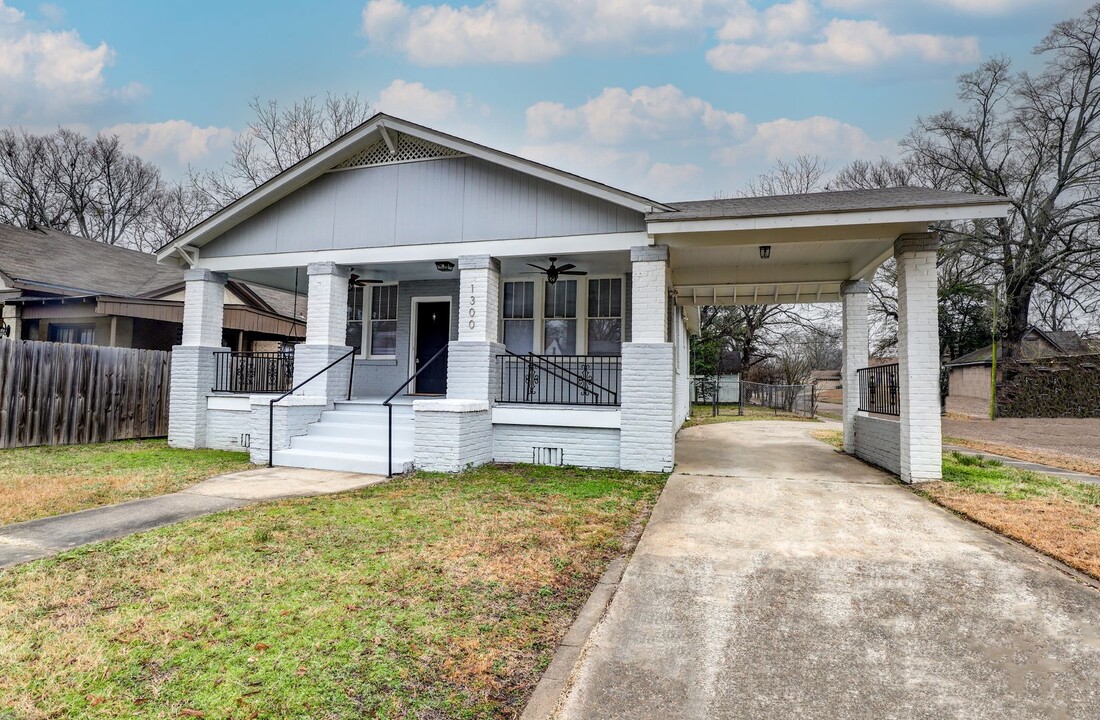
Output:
[
  {"xmin": 169, "ymin": 268, "xmax": 227, "ymax": 449},
  {"xmin": 630, "ymin": 245, "xmax": 669, "ymax": 344},
  {"xmin": 841, "ymin": 279, "xmax": 870, "ymax": 455},
  {"xmin": 620, "ymin": 245, "xmax": 675, "ymax": 472},
  {"xmin": 294, "ymin": 262, "xmax": 352, "ymax": 400},
  {"xmin": 457, "ymin": 255, "xmax": 500, "ymax": 344},
  {"xmin": 896, "ymin": 233, "xmax": 942, "ymax": 483}
]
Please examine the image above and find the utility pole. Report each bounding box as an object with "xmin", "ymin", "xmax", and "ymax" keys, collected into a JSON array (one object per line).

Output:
[{"xmin": 990, "ymin": 282, "xmax": 998, "ymax": 421}]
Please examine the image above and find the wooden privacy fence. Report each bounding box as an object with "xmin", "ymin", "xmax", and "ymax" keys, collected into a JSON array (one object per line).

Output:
[{"xmin": 0, "ymin": 339, "xmax": 171, "ymax": 449}]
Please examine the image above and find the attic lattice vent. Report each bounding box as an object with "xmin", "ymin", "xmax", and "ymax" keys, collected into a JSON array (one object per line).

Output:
[{"xmin": 333, "ymin": 131, "xmax": 465, "ymax": 170}]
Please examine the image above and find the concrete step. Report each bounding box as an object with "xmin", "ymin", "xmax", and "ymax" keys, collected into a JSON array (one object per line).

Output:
[
  {"xmin": 271, "ymin": 448, "xmax": 412, "ymax": 475},
  {"xmin": 306, "ymin": 422, "xmax": 415, "ymax": 442},
  {"xmin": 319, "ymin": 410, "xmax": 416, "ymax": 427},
  {"xmin": 333, "ymin": 401, "xmax": 414, "ymax": 416},
  {"xmin": 289, "ymin": 434, "xmax": 414, "ymax": 455}
]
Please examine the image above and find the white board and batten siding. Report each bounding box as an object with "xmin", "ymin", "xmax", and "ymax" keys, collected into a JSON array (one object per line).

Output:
[{"xmin": 202, "ymin": 156, "xmax": 645, "ymax": 257}]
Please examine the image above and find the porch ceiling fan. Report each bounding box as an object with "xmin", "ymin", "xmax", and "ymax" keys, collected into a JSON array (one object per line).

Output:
[
  {"xmin": 349, "ymin": 273, "xmax": 384, "ymax": 286},
  {"xmin": 523, "ymin": 257, "xmax": 587, "ymax": 285}
]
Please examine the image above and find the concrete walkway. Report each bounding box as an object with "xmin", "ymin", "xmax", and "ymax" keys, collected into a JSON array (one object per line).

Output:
[
  {"xmin": 556, "ymin": 422, "xmax": 1100, "ymax": 720},
  {"xmin": 0, "ymin": 467, "xmax": 384, "ymax": 568}
]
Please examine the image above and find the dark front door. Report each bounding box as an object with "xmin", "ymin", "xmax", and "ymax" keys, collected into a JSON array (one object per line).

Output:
[{"xmin": 414, "ymin": 301, "xmax": 449, "ymax": 394}]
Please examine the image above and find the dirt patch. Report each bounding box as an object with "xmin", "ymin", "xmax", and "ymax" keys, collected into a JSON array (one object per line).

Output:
[
  {"xmin": 921, "ymin": 483, "xmax": 1100, "ymax": 581},
  {"xmin": 943, "ymin": 417, "xmax": 1100, "ymax": 467},
  {"xmin": 945, "ymin": 437, "xmax": 1100, "ymax": 477}
]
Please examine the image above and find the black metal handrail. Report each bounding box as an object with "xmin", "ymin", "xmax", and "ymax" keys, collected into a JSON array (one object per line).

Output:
[
  {"xmin": 383, "ymin": 344, "xmax": 449, "ymax": 478},
  {"xmin": 497, "ymin": 351, "xmax": 620, "ymax": 406},
  {"xmin": 857, "ymin": 363, "xmax": 900, "ymax": 416},
  {"xmin": 212, "ymin": 350, "xmax": 294, "ymax": 393},
  {"xmin": 267, "ymin": 348, "xmax": 356, "ymax": 467}
]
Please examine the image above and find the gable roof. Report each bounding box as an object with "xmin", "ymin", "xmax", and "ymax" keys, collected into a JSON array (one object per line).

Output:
[
  {"xmin": 946, "ymin": 326, "xmax": 1091, "ymax": 366},
  {"xmin": 649, "ymin": 187, "xmax": 1011, "ymax": 223},
  {"xmin": 157, "ymin": 113, "xmax": 673, "ymax": 260},
  {"xmin": 0, "ymin": 222, "xmax": 305, "ymax": 321}
]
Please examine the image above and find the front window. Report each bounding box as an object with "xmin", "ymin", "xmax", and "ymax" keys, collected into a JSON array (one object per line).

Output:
[
  {"xmin": 502, "ymin": 281, "xmax": 535, "ymax": 354},
  {"xmin": 369, "ymin": 285, "xmax": 398, "ymax": 357},
  {"xmin": 48, "ymin": 323, "xmax": 95, "ymax": 345},
  {"xmin": 587, "ymin": 278, "xmax": 622, "ymax": 356},
  {"xmin": 543, "ymin": 279, "xmax": 577, "ymax": 355},
  {"xmin": 346, "ymin": 284, "xmax": 364, "ymax": 354}
]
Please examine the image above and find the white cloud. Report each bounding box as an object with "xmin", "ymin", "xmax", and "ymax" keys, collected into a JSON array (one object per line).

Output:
[
  {"xmin": 521, "ymin": 84, "xmax": 896, "ymax": 198},
  {"xmin": 707, "ymin": 17, "xmax": 979, "ymax": 73},
  {"xmin": 105, "ymin": 120, "xmax": 236, "ymax": 167},
  {"xmin": 823, "ymin": 0, "xmax": 1077, "ymax": 13},
  {"xmin": 526, "ymin": 85, "xmax": 749, "ymax": 145},
  {"xmin": 377, "ymin": 79, "xmax": 460, "ymax": 124},
  {"xmin": 0, "ymin": 0, "xmax": 139, "ymax": 121},
  {"xmin": 362, "ymin": 0, "xmax": 747, "ymax": 65}
]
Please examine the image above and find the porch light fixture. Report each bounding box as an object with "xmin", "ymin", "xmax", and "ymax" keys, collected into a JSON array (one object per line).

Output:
[
  {"xmin": 0, "ymin": 322, "xmax": 9, "ymax": 338},
  {"xmin": 759, "ymin": 245, "xmax": 772, "ymax": 260},
  {"xmin": 435, "ymin": 260, "xmax": 455, "ymax": 273}
]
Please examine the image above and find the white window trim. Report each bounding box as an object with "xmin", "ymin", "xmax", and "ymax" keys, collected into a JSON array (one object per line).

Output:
[
  {"xmin": 500, "ymin": 275, "xmax": 624, "ymax": 356},
  {"xmin": 362, "ymin": 281, "xmax": 399, "ymax": 360},
  {"xmin": 407, "ymin": 295, "xmax": 453, "ymax": 392}
]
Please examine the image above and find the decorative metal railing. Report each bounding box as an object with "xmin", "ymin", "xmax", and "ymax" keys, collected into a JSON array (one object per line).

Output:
[
  {"xmin": 857, "ymin": 363, "xmax": 900, "ymax": 416},
  {"xmin": 212, "ymin": 351, "xmax": 295, "ymax": 394},
  {"xmin": 497, "ymin": 353, "xmax": 621, "ymax": 406}
]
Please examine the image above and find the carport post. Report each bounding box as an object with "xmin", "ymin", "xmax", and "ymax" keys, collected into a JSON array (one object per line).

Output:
[
  {"xmin": 895, "ymin": 233, "xmax": 943, "ymax": 483},
  {"xmin": 840, "ymin": 280, "xmax": 869, "ymax": 454}
]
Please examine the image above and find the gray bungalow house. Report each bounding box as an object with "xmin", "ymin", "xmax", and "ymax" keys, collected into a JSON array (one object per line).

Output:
[{"xmin": 157, "ymin": 114, "xmax": 1010, "ymax": 482}]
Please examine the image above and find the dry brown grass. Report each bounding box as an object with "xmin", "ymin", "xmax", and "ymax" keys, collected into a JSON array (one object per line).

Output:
[
  {"xmin": 945, "ymin": 436, "xmax": 1100, "ymax": 477},
  {"xmin": 0, "ymin": 440, "xmax": 251, "ymax": 525},
  {"xmin": 922, "ymin": 483, "xmax": 1100, "ymax": 580}
]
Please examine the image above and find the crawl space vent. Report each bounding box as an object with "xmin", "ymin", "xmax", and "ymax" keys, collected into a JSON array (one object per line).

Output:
[
  {"xmin": 532, "ymin": 447, "xmax": 563, "ymax": 466},
  {"xmin": 334, "ymin": 131, "xmax": 465, "ymax": 170}
]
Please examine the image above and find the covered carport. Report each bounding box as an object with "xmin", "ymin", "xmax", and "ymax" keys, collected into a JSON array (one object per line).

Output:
[{"xmin": 646, "ymin": 187, "xmax": 1011, "ymax": 483}]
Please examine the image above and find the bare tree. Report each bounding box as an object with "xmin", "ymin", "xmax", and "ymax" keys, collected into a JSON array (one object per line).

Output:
[
  {"xmin": 901, "ymin": 5, "xmax": 1100, "ymax": 347},
  {"xmin": 194, "ymin": 93, "xmax": 374, "ymax": 206},
  {"xmin": 743, "ymin": 155, "xmax": 830, "ymax": 197}
]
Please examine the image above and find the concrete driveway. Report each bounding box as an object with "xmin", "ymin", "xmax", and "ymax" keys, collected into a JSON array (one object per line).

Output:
[{"xmin": 556, "ymin": 422, "xmax": 1100, "ymax": 720}]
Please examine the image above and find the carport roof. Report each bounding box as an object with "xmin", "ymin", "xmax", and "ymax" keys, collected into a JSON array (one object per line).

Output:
[{"xmin": 648, "ymin": 187, "xmax": 1011, "ymax": 223}]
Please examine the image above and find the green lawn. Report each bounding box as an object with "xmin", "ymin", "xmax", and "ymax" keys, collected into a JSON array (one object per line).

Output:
[
  {"xmin": 685, "ymin": 403, "xmax": 820, "ymax": 427},
  {"xmin": 0, "ymin": 464, "xmax": 666, "ymax": 719},
  {"xmin": 0, "ymin": 440, "xmax": 252, "ymax": 525}
]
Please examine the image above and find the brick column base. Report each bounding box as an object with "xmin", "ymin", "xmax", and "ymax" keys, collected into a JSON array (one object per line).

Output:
[
  {"xmin": 620, "ymin": 342, "xmax": 675, "ymax": 472},
  {"xmin": 168, "ymin": 345, "xmax": 219, "ymax": 449},
  {"xmin": 293, "ymin": 344, "xmax": 353, "ymax": 401},
  {"xmin": 413, "ymin": 399, "xmax": 493, "ymax": 472}
]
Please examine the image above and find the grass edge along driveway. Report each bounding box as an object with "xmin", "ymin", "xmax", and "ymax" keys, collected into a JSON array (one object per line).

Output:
[
  {"xmin": 0, "ymin": 440, "xmax": 253, "ymax": 526},
  {"xmin": 0, "ymin": 463, "xmax": 667, "ymax": 720},
  {"xmin": 812, "ymin": 429, "xmax": 1100, "ymax": 582}
]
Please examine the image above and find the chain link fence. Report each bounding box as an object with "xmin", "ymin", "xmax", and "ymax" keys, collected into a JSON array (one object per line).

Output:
[{"xmin": 739, "ymin": 381, "xmax": 818, "ymax": 418}]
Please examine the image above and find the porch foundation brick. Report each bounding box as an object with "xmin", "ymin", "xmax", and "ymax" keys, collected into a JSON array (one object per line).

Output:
[
  {"xmin": 446, "ymin": 341, "xmax": 504, "ymax": 401},
  {"xmin": 620, "ymin": 342, "xmax": 676, "ymax": 472},
  {"xmin": 206, "ymin": 405, "xmax": 252, "ymax": 451},
  {"xmin": 413, "ymin": 399, "xmax": 493, "ymax": 472},
  {"xmin": 305, "ymin": 261, "xmax": 351, "ymax": 346},
  {"xmin": 248, "ymin": 394, "xmax": 328, "ymax": 465},
  {"xmin": 293, "ymin": 344, "xmax": 353, "ymax": 400},
  {"xmin": 168, "ymin": 346, "xmax": 219, "ymax": 449},
  {"xmin": 181, "ymin": 268, "xmax": 227, "ymax": 348},
  {"xmin": 854, "ymin": 414, "xmax": 901, "ymax": 475},
  {"xmin": 895, "ymin": 233, "xmax": 942, "ymax": 483},
  {"xmin": 493, "ymin": 425, "xmax": 620, "ymax": 468},
  {"xmin": 457, "ymin": 255, "xmax": 500, "ymax": 343},
  {"xmin": 630, "ymin": 245, "xmax": 670, "ymax": 344},
  {"xmin": 841, "ymin": 280, "xmax": 870, "ymax": 455}
]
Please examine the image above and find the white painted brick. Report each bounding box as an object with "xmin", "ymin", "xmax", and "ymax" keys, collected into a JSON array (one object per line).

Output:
[
  {"xmin": 306, "ymin": 262, "xmax": 350, "ymax": 346},
  {"xmin": 168, "ymin": 345, "xmax": 219, "ymax": 449},
  {"xmin": 841, "ymin": 281, "xmax": 869, "ymax": 455},
  {"xmin": 206, "ymin": 407, "xmax": 252, "ymax": 451},
  {"xmin": 620, "ymin": 342, "xmax": 675, "ymax": 472},
  {"xmin": 248, "ymin": 395, "xmax": 328, "ymax": 465},
  {"xmin": 854, "ymin": 414, "xmax": 901, "ymax": 476},
  {"xmin": 414, "ymin": 406, "xmax": 493, "ymax": 472},
  {"xmin": 181, "ymin": 269, "xmax": 226, "ymax": 348},
  {"xmin": 493, "ymin": 425, "xmax": 620, "ymax": 468},
  {"xmin": 896, "ymin": 237, "xmax": 942, "ymax": 483},
  {"xmin": 631, "ymin": 245, "xmax": 669, "ymax": 344},
  {"xmin": 457, "ymin": 258, "xmax": 500, "ymax": 342}
]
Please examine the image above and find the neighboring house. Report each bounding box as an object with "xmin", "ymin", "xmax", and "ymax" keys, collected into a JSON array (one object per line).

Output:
[
  {"xmin": 945, "ymin": 326, "xmax": 1095, "ymax": 416},
  {"xmin": 157, "ymin": 113, "xmax": 1010, "ymax": 483},
  {"xmin": 0, "ymin": 224, "xmax": 306, "ymax": 352},
  {"xmin": 809, "ymin": 369, "xmax": 842, "ymax": 391}
]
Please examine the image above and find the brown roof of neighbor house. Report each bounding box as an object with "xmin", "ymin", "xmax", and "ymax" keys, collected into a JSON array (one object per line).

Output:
[
  {"xmin": 648, "ymin": 187, "xmax": 1012, "ymax": 222},
  {"xmin": 946, "ymin": 327, "xmax": 1092, "ymax": 367},
  {"xmin": 0, "ymin": 223, "xmax": 305, "ymax": 322},
  {"xmin": 809, "ymin": 369, "xmax": 842, "ymax": 381}
]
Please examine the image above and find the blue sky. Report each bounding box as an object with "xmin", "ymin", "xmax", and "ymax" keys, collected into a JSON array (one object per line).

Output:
[{"xmin": 0, "ymin": 0, "xmax": 1093, "ymax": 200}]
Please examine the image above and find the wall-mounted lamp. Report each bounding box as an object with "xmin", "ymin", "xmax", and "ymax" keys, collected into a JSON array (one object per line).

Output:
[
  {"xmin": 435, "ymin": 260, "xmax": 455, "ymax": 273},
  {"xmin": 759, "ymin": 245, "xmax": 772, "ymax": 260},
  {"xmin": 0, "ymin": 322, "xmax": 10, "ymax": 338}
]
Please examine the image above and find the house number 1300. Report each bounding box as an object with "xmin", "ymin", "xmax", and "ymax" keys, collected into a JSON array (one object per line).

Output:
[{"xmin": 468, "ymin": 283, "xmax": 476, "ymax": 329}]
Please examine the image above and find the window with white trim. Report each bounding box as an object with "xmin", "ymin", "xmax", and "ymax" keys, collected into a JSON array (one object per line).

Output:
[
  {"xmin": 587, "ymin": 278, "xmax": 622, "ymax": 356},
  {"xmin": 543, "ymin": 279, "xmax": 578, "ymax": 355},
  {"xmin": 368, "ymin": 284, "xmax": 398, "ymax": 357},
  {"xmin": 502, "ymin": 280, "xmax": 535, "ymax": 354}
]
